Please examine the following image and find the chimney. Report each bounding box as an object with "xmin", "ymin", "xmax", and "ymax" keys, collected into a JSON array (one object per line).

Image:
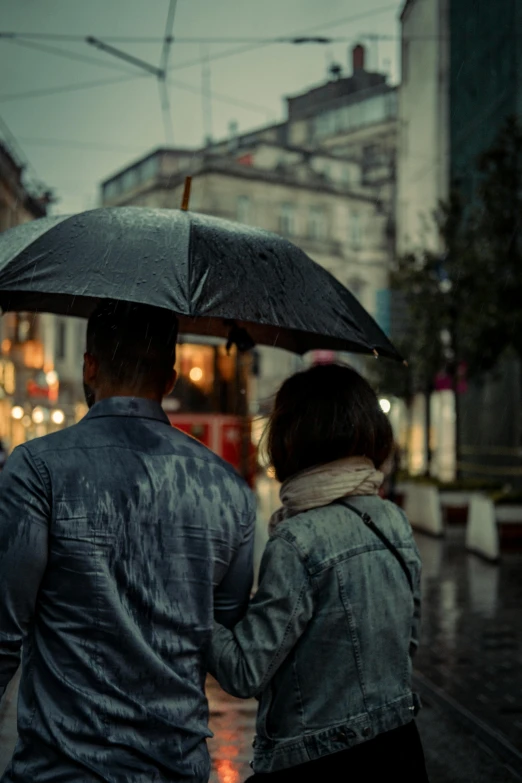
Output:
[{"xmin": 352, "ymin": 43, "xmax": 365, "ymax": 73}]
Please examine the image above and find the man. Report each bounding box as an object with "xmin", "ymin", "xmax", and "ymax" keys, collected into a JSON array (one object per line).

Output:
[{"xmin": 0, "ymin": 301, "xmax": 256, "ymax": 782}]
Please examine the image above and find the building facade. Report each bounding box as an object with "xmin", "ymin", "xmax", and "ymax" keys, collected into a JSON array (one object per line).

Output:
[
  {"xmin": 0, "ymin": 142, "xmax": 87, "ymax": 451},
  {"xmin": 396, "ymin": 0, "xmax": 450, "ymax": 255},
  {"xmin": 101, "ymin": 139, "xmax": 391, "ymax": 410},
  {"xmin": 101, "ymin": 45, "xmax": 397, "ymax": 409},
  {"xmin": 396, "ymin": 0, "xmax": 522, "ymax": 480}
]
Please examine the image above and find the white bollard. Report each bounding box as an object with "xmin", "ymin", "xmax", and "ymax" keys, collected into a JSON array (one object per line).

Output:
[
  {"xmin": 403, "ymin": 483, "xmax": 444, "ymax": 537},
  {"xmin": 466, "ymin": 494, "xmax": 499, "ymax": 562}
]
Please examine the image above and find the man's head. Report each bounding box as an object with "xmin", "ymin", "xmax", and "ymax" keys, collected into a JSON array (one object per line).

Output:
[{"xmin": 83, "ymin": 300, "xmax": 179, "ymax": 407}]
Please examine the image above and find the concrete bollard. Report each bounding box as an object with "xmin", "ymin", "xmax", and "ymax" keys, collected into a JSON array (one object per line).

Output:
[
  {"xmin": 403, "ymin": 483, "xmax": 444, "ymax": 537},
  {"xmin": 466, "ymin": 495, "xmax": 499, "ymax": 562}
]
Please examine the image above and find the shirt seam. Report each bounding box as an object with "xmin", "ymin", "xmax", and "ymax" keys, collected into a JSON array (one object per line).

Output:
[{"xmin": 18, "ymin": 445, "xmax": 51, "ymax": 530}]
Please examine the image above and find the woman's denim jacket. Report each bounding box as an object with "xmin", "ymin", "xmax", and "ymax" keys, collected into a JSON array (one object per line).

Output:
[{"xmin": 209, "ymin": 496, "xmax": 422, "ymax": 773}]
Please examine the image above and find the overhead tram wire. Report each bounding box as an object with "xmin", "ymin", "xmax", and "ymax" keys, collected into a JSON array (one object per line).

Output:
[
  {"xmin": 0, "ymin": 6, "xmax": 397, "ymax": 114},
  {"xmin": 165, "ymin": 4, "xmax": 398, "ymax": 73},
  {"xmin": 158, "ymin": 0, "xmax": 178, "ymax": 145},
  {"xmin": 5, "ymin": 37, "xmax": 137, "ymax": 74}
]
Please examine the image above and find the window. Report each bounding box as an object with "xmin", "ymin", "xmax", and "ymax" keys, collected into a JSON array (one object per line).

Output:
[
  {"xmin": 103, "ymin": 179, "xmax": 122, "ymax": 201},
  {"xmin": 56, "ymin": 320, "xmax": 67, "ymax": 361},
  {"xmin": 308, "ymin": 207, "xmax": 326, "ymax": 240},
  {"xmin": 363, "ymin": 145, "xmax": 378, "ymax": 166},
  {"xmin": 314, "ymin": 112, "xmax": 335, "ymax": 138},
  {"xmin": 402, "ymin": 40, "xmax": 409, "ymax": 83},
  {"xmin": 347, "ymin": 276, "xmax": 364, "ymax": 301},
  {"xmin": 15, "ymin": 314, "xmax": 32, "ymax": 343},
  {"xmin": 121, "ymin": 167, "xmax": 139, "ymax": 193},
  {"xmin": 237, "ymin": 195, "xmax": 251, "ymax": 224},
  {"xmin": 78, "ymin": 320, "xmax": 86, "ymax": 355},
  {"xmin": 140, "ymin": 155, "xmax": 159, "ymax": 182},
  {"xmin": 350, "ymin": 211, "xmax": 362, "ymax": 250},
  {"xmin": 341, "ymin": 166, "xmax": 352, "ymax": 187},
  {"xmin": 279, "ymin": 203, "xmax": 295, "ymax": 237}
]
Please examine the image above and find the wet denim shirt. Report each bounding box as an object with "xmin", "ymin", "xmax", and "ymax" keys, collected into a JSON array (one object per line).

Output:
[
  {"xmin": 209, "ymin": 496, "xmax": 422, "ymax": 774},
  {"xmin": 0, "ymin": 397, "xmax": 256, "ymax": 783}
]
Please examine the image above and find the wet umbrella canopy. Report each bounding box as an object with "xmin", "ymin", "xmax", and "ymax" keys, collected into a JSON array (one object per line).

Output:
[{"xmin": 0, "ymin": 207, "xmax": 402, "ymax": 360}]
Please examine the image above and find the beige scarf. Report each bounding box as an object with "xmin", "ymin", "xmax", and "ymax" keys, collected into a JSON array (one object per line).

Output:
[{"xmin": 269, "ymin": 456, "xmax": 383, "ymax": 535}]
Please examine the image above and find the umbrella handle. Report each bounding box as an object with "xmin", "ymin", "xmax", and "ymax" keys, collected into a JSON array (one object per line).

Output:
[{"xmin": 226, "ymin": 323, "xmax": 255, "ymax": 354}]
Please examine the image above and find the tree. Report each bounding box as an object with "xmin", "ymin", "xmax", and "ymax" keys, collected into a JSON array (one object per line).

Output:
[
  {"xmin": 456, "ymin": 115, "xmax": 522, "ymax": 377},
  {"xmin": 388, "ymin": 115, "xmax": 522, "ymax": 475},
  {"xmin": 386, "ymin": 192, "xmax": 473, "ymax": 473}
]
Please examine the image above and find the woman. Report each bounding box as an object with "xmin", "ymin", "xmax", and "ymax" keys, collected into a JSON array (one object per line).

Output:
[{"xmin": 208, "ymin": 364, "xmax": 428, "ymax": 781}]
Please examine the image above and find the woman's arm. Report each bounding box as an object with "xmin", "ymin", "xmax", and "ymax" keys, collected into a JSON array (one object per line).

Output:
[{"xmin": 208, "ymin": 535, "xmax": 314, "ymax": 699}]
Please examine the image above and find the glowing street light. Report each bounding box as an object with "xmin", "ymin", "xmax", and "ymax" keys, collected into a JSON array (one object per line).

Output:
[
  {"xmin": 51, "ymin": 409, "xmax": 65, "ymax": 425},
  {"xmin": 189, "ymin": 366, "xmax": 203, "ymax": 383},
  {"xmin": 11, "ymin": 405, "xmax": 24, "ymax": 420},
  {"xmin": 46, "ymin": 370, "xmax": 59, "ymax": 386},
  {"xmin": 32, "ymin": 407, "xmax": 45, "ymax": 424},
  {"xmin": 379, "ymin": 398, "xmax": 391, "ymax": 414}
]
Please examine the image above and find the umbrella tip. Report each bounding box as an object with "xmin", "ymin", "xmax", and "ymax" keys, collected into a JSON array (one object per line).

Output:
[
  {"xmin": 181, "ymin": 176, "xmax": 192, "ymax": 211},
  {"xmin": 373, "ymin": 349, "xmax": 379, "ymax": 358}
]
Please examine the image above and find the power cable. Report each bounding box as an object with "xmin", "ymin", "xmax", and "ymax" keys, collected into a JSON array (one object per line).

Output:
[
  {"xmin": 5, "ymin": 37, "xmax": 136, "ymax": 74},
  {"xmin": 158, "ymin": 0, "xmax": 178, "ymax": 145},
  {"xmin": 0, "ymin": 73, "xmax": 147, "ymax": 103},
  {"xmin": 167, "ymin": 5, "xmax": 398, "ymax": 72},
  {"xmin": 166, "ymin": 76, "xmax": 274, "ymax": 117}
]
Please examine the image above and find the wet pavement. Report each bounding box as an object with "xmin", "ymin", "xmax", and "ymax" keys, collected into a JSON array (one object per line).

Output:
[
  {"xmin": 1, "ymin": 527, "xmax": 521, "ymax": 781},
  {"xmin": 207, "ymin": 676, "xmax": 521, "ymax": 783},
  {"xmin": 413, "ymin": 527, "xmax": 522, "ymax": 757}
]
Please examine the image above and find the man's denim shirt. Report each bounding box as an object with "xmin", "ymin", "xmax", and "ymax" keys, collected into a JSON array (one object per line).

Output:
[{"xmin": 0, "ymin": 397, "xmax": 255, "ymax": 783}]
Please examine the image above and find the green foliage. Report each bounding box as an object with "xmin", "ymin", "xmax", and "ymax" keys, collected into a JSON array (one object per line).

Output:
[{"xmin": 392, "ymin": 115, "xmax": 522, "ymax": 391}]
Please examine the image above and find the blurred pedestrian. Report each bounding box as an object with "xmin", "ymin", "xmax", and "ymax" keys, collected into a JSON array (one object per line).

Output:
[
  {"xmin": 0, "ymin": 301, "xmax": 256, "ymax": 783},
  {"xmin": 209, "ymin": 364, "xmax": 428, "ymax": 782}
]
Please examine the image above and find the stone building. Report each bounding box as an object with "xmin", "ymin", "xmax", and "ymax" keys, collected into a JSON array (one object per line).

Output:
[
  {"xmin": 101, "ymin": 138, "xmax": 391, "ymax": 410},
  {"xmin": 0, "ymin": 141, "xmax": 87, "ymax": 450}
]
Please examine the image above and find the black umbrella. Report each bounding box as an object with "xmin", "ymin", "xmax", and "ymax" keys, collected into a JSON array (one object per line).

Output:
[{"xmin": 0, "ymin": 207, "xmax": 402, "ymax": 360}]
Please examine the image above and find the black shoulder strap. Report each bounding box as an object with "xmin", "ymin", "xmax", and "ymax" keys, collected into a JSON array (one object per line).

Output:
[{"xmin": 337, "ymin": 499, "xmax": 414, "ymax": 594}]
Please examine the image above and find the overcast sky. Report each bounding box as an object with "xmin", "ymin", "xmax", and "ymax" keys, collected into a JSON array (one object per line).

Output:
[{"xmin": 1, "ymin": 0, "xmax": 402, "ymax": 214}]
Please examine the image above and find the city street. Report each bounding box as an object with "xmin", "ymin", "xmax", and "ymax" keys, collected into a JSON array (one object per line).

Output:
[{"xmin": 1, "ymin": 527, "xmax": 521, "ymax": 782}]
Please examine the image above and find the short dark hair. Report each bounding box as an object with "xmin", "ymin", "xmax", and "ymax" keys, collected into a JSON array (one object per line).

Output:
[
  {"xmin": 266, "ymin": 364, "xmax": 393, "ymax": 483},
  {"xmin": 86, "ymin": 300, "xmax": 178, "ymax": 391}
]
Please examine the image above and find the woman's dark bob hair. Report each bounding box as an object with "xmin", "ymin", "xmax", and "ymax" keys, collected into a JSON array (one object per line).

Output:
[{"xmin": 266, "ymin": 364, "xmax": 393, "ymax": 484}]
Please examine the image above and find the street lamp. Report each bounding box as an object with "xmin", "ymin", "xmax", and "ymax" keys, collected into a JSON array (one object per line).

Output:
[
  {"xmin": 46, "ymin": 370, "xmax": 59, "ymax": 386},
  {"xmin": 379, "ymin": 398, "xmax": 391, "ymax": 414},
  {"xmin": 11, "ymin": 406, "xmax": 24, "ymax": 420},
  {"xmin": 32, "ymin": 407, "xmax": 45, "ymax": 424},
  {"xmin": 51, "ymin": 409, "xmax": 65, "ymax": 425}
]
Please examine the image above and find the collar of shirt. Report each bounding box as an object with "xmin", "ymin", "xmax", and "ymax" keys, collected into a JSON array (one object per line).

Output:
[{"xmin": 84, "ymin": 396, "xmax": 171, "ymax": 426}]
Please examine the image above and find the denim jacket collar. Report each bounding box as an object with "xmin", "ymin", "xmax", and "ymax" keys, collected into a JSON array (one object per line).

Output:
[{"xmin": 85, "ymin": 396, "xmax": 170, "ymax": 425}]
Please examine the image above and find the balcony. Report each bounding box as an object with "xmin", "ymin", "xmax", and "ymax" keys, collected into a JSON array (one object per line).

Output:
[{"xmin": 288, "ymin": 235, "xmax": 345, "ymax": 258}]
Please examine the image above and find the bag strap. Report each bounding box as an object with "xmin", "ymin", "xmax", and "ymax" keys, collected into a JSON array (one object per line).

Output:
[{"xmin": 336, "ymin": 499, "xmax": 414, "ymax": 594}]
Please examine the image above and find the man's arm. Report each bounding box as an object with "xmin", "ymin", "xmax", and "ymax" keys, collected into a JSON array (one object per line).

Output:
[
  {"xmin": 0, "ymin": 446, "xmax": 50, "ymax": 697},
  {"xmin": 213, "ymin": 505, "xmax": 256, "ymax": 629}
]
